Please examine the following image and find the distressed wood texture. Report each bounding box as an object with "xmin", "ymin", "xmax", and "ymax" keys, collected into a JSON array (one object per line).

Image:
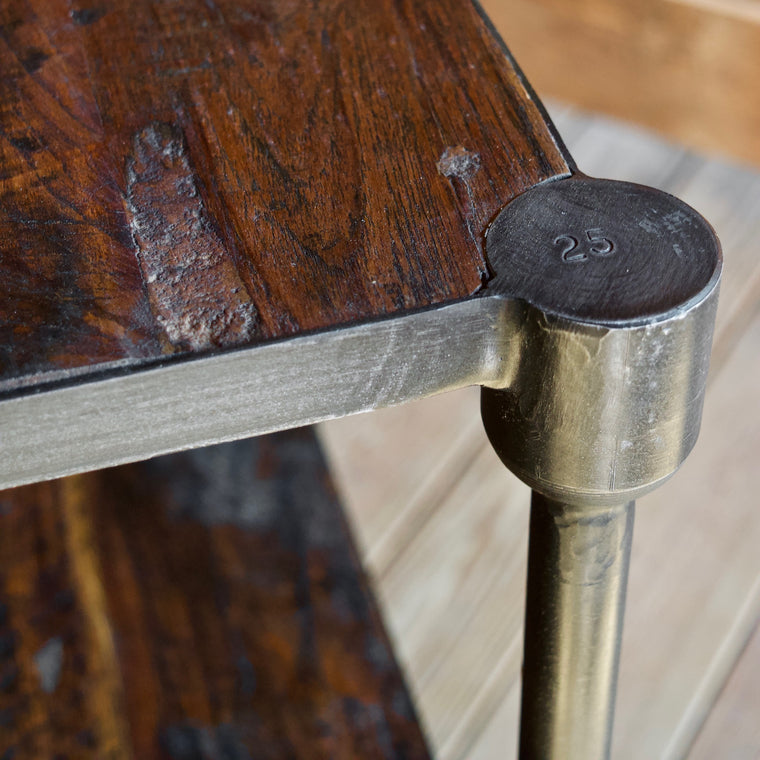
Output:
[
  {"xmin": 0, "ymin": 429, "xmax": 430, "ymax": 759},
  {"xmin": 0, "ymin": 0, "xmax": 570, "ymax": 396}
]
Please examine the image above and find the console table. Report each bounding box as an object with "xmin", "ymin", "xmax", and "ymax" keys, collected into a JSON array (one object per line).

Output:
[{"xmin": 0, "ymin": 1, "xmax": 721, "ymax": 757}]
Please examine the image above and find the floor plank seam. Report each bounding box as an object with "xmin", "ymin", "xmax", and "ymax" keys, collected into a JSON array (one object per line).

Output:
[
  {"xmin": 684, "ymin": 607, "xmax": 760, "ymax": 759},
  {"xmin": 663, "ymin": 572, "xmax": 760, "ymax": 760},
  {"xmin": 373, "ymin": 436, "xmax": 489, "ymax": 581}
]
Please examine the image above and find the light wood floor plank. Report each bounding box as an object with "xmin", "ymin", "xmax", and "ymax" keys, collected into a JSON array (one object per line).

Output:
[
  {"xmin": 378, "ymin": 445, "xmax": 529, "ymax": 754},
  {"xmin": 319, "ymin": 386, "xmax": 482, "ymax": 575},
  {"xmin": 687, "ymin": 616, "xmax": 760, "ymax": 760},
  {"xmin": 552, "ymin": 108, "xmax": 691, "ymax": 186}
]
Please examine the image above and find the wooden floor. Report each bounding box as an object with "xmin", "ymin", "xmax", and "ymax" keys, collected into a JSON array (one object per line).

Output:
[{"xmin": 319, "ymin": 103, "xmax": 760, "ymax": 760}]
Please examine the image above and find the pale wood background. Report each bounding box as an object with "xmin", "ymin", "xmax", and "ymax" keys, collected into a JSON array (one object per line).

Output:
[
  {"xmin": 319, "ymin": 103, "xmax": 760, "ymax": 760},
  {"xmin": 478, "ymin": 0, "xmax": 760, "ymax": 168}
]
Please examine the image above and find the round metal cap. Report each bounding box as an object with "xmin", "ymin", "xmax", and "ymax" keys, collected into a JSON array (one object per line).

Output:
[
  {"xmin": 486, "ymin": 175, "xmax": 720, "ymax": 325},
  {"xmin": 481, "ymin": 176, "xmax": 722, "ymax": 506}
]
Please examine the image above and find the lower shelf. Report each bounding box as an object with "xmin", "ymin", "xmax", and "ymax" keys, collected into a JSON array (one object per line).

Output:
[{"xmin": 0, "ymin": 429, "xmax": 430, "ymax": 759}]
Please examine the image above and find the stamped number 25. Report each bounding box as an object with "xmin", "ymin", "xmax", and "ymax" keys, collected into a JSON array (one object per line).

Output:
[{"xmin": 554, "ymin": 228, "xmax": 615, "ymax": 263}]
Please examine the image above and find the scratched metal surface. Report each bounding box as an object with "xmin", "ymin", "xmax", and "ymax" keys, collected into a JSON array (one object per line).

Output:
[
  {"xmin": 0, "ymin": 429, "xmax": 431, "ymax": 759},
  {"xmin": 0, "ymin": 297, "xmax": 508, "ymax": 489},
  {"xmin": 0, "ymin": 0, "xmax": 570, "ymax": 397}
]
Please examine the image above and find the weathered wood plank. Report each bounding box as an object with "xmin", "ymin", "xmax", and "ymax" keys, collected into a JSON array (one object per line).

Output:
[
  {"xmin": 0, "ymin": 0, "xmax": 570, "ymax": 396},
  {"xmin": 0, "ymin": 430, "xmax": 430, "ymax": 759}
]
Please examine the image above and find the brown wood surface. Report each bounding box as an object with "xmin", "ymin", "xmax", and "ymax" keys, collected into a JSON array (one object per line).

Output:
[
  {"xmin": 481, "ymin": 0, "xmax": 760, "ymax": 167},
  {"xmin": 0, "ymin": 0, "xmax": 570, "ymax": 397},
  {"xmin": 0, "ymin": 428, "xmax": 431, "ymax": 759}
]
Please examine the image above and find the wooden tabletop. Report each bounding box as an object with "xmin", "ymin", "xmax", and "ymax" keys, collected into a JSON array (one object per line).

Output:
[
  {"xmin": 1, "ymin": 0, "xmax": 570, "ymax": 394},
  {"xmin": 0, "ymin": 0, "xmax": 571, "ymax": 487}
]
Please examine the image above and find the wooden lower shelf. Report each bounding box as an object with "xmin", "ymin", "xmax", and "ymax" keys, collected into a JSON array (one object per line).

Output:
[{"xmin": 0, "ymin": 430, "xmax": 429, "ymax": 759}]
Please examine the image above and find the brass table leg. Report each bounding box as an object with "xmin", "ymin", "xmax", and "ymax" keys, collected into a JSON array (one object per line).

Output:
[
  {"xmin": 478, "ymin": 176, "xmax": 722, "ymax": 758},
  {"xmin": 519, "ymin": 495, "xmax": 634, "ymax": 760}
]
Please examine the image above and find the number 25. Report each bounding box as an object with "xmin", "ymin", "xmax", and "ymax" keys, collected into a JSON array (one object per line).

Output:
[{"xmin": 555, "ymin": 228, "xmax": 614, "ymax": 263}]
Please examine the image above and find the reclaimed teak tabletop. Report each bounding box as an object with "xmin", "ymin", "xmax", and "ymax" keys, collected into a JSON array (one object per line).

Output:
[
  {"xmin": 0, "ymin": 0, "xmax": 570, "ymax": 488},
  {"xmin": 0, "ymin": 1, "xmax": 723, "ymax": 759}
]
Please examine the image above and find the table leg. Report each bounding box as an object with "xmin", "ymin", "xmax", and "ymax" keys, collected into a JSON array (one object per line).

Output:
[
  {"xmin": 479, "ymin": 176, "xmax": 722, "ymax": 758},
  {"xmin": 519, "ymin": 494, "xmax": 634, "ymax": 760}
]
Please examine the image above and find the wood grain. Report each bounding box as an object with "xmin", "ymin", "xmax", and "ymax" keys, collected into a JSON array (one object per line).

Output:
[
  {"xmin": 380, "ymin": 443, "xmax": 528, "ymax": 756},
  {"xmin": 0, "ymin": 0, "xmax": 570, "ymax": 396},
  {"xmin": 480, "ymin": 0, "xmax": 760, "ymax": 167},
  {"xmin": 0, "ymin": 429, "xmax": 430, "ymax": 759}
]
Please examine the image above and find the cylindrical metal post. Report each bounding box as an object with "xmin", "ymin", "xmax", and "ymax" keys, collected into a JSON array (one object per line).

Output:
[
  {"xmin": 519, "ymin": 494, "xmax": 634, "ymax": 760},
  {"xmin": 479, "ymin": 176, "xmax": 721, "ymax": 757}
]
